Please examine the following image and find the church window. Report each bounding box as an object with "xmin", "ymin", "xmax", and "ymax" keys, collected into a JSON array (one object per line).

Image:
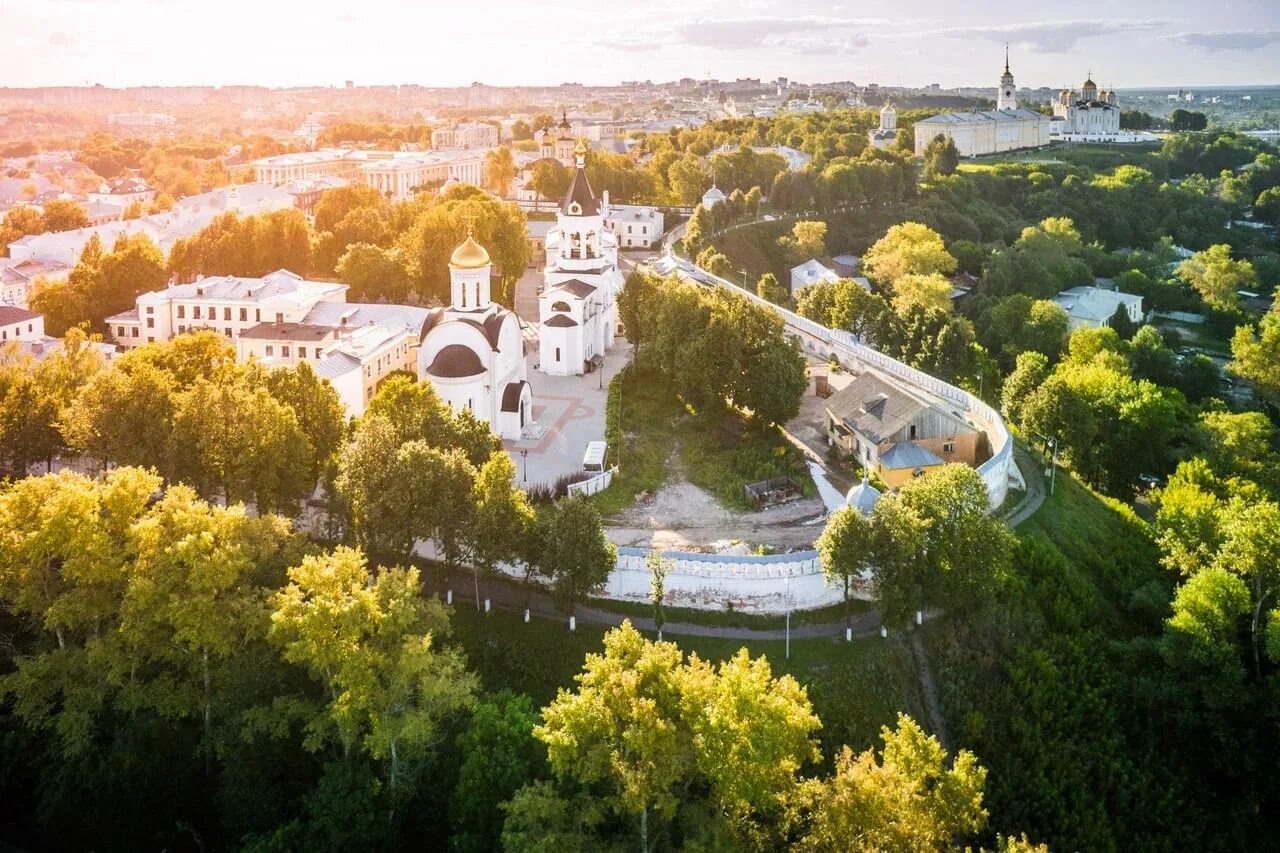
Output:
[
  {"xmin": 551, "ymin": 301, "xmax": 571, "ymax": 312},
  {"xmin": 909, "ymin": 424, "xmax": 917, "ymax": 440},
  {"xmin": 177, "ymin": 305, "xmax": 185, "ymax": 319},
  {"xmin": 555, "ymin": 347, "xmax": 561, "ymax": 362},
  {"xmin": 462, "ymin": 286, "xmax": 468, "ymax": 308}
]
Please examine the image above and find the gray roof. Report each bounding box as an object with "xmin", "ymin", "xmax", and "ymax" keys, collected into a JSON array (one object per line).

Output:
[
  {"xmin": 878, "ymin": 441, "xmax": 944, "ymax": 471},
  {"xmin": 560, "ymin": 166, "xmax": 599, "ymax": 217},
  {"xmin": 314, "ymin": 351, "xmax": 360, "ymax": 379},
  {"xmin": 917, "ymin": 109, "xmax": 1046, "ymax": 124},
  {"xmin": 548, "ymin": 278, "xmax": 597, "ymax": 298},
  {"xmin": 825, "ymin": 373, "xmax": 927, "ymax": 446},
  {"xmin": 304, "ymin": 301, "xmax": 431, "ymax": 337},
  {"xmin": 240, "ymin": 322, "xmax": 332, "ymax": 342}
]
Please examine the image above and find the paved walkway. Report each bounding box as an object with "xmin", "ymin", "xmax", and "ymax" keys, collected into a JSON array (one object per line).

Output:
[{"xmin": 1002, "ymin": 442, "xmax": 1047, "ymax": 528}]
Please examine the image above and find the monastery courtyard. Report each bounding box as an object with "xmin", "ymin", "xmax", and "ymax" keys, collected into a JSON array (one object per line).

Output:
[{"xmin": 504, "ymin": 267, "xmax": 626, "ymax": 487}]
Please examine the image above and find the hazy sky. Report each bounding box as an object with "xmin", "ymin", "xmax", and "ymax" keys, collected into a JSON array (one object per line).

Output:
[{"xmin": 5, "ymin": 0, "xmax": 1280, "ymax": 90}]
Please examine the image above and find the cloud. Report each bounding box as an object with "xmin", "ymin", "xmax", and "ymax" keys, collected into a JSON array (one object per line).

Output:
[
  {"xmin": 929, "ymin": 19, "xmax": 1164, "ymax": 53},
  {"xmin": 1165, "ymin": 30, "xmax": 1280, "ymax": 51},
  {"xmin": 673, "ymin": 16, "xmax": 874, "ymax": 52},
  {"xmin": 48, "ymin": 31, "xmax": 74, "ymax": 47}
]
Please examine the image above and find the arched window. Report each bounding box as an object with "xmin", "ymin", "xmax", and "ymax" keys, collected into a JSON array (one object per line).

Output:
[{"xmin": 551, "ymin": 301, "xmax": 571, "ymax": 312}]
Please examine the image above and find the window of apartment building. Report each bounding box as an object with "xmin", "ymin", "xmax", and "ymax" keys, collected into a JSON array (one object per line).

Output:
[
  {"xmin": 117, "ymin": 326, "xmax": 125, "ymax": 337},
  {"xmin": 266, "ymin": 345, "xmax": 274, "ymax": 356},
  {"xmin": 240, "ymin": 308, "xmax": 247, "ymax": 322},
  {"xmin": 298, "ymin": 347, "xmax": 307, "ymax": 359},
  {"xmin": 943, "ymin": 441, "xmax": 955, "ymax": 453},
  {"xmin": 223, "ymin": 307, "xmax": 231, "ymax": 321},
  {"xmin": 225, "ymin": 329, "xmax": 233, "ymax": 337},
  {"xmin": 255, "ymin": 309, "xmax": 261, "ymax": 322},
  {"xmin": 282, "ymin": 346, "xmax": 290, "ymax": 357},
  {"xmin": 147, "ymin": 336, "xmax": 154, "ymax": 343},
  {"xmin": 146, "ymin": 306, "xmax": 154, "ymax": 314},
  {"xmin": 208, "ymin": 306, "xmax": 215, "ymax": 319},
  {"xmin": 275, "ymin": 312, "xmax": 284, "ymax": 323},
  {"xmin": 146, "ymin": 318, "xmax": 154, "ymax": 328},
  {"xmin": 193, "ymin": 306, "xmax": 202, "ymax": 319},
  {"xmin": 177, "ymin": 305, "xmax": 185, "ymax": 319}
]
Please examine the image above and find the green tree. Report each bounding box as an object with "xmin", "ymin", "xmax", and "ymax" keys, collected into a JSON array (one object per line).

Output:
[
  {"xmin": 538, "ymin": 495, "xmax": 616, "ymax": 616},
  {"xmin": 798, "ymin": 714, "xmax": 988, "ymax": 852},
  {"xmin": 269, "ymin": 547, "xmax": 476, "ymax": 818},
  {"xmin": 262, "ymin": 360, "xmax": 347, "ymax": 482},
  {"xmin": 863, "ymin": 222, "xmax": 957, "ymax": 288},
  {"xmin": 1176, "ymin": 244, "xmax": 1255, "ymax": 311},
  {"xmin": 891, "ymin": 272, "xmax": 953, "ymax": 316},
  {"xmin": 1229, "ymin": 302, "xmax": 1280, "ymax": 398},
  {"xmin": 530, "ymin": 159, "xmax": 570, "ymax": 202},
  {"xmin": 62, "ymin": 358, "xmax": 175, "ymax": 471},
  {"xmin": 336, "ymin": 243, "xmax": 413, "ymax": 303},
  {"xmin": 756, "ymin": 272, "xmax": 791, "ymax": 306},
  {"xmin": 646, "ymin": 549, "xmax": 671, "ymax": 641},
  {"xmin": 922, "ymin": 134, "xmax": 960, "ymax": 180},
  {"xmin": 41, "ymin": 199, "xmax": 90, "ymax": 232},
  {"xmin": 817, "ymin": 506, "xmax": 875, "ymax": 629},
  {"xmin": 483, "ymin": 145, "xmax": 518, "ymax": 195},
  {"xmin": 449, "ymin": 692, "xmax": 546, "ymax": 853}
]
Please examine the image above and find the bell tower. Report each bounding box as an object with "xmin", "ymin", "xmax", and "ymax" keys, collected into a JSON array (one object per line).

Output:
[{"xmin": 997, "ymin": 45, "xmax": 1017, "ymax": 111}]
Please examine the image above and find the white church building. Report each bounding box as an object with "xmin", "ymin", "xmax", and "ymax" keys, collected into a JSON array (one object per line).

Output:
[
  {"xmin": 418, "ymin": 229, "xmax": 532, "ymax": 439},
  {"xmin": 538, "ymin": 141, "xmax": 620, "ymax": 376},
  {"xmin": 1051, "ymin": 75, "xmax": 1126, "ymax": 141}
]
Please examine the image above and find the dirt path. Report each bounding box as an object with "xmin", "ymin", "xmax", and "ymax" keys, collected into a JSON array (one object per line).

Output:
[
  {"xmin": 608, "ymin": 451, "xmax": 826, "ymax": 551},
  {"xmin": 905, "ymin": 632, "xmax": 951, "ymax": 753},
  {"xmin": 1003, "ymin": 443, "xmax": 1047, "ymax": 528}
]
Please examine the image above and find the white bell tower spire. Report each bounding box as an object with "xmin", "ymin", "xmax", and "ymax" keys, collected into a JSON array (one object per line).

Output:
[{"xmin": 997, "ymin": 45, "xmax": 1017, "ymax": 111}]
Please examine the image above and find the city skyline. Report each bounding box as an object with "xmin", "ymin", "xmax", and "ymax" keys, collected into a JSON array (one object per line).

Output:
[{"xmin": 4, "ymin": 0, "xmax": 1280, "ymax": 90}]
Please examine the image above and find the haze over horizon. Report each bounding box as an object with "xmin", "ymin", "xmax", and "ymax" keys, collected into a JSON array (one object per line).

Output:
[{"xmin": 5, "ymin": 0, "xmax": 1280, "ymax": 91}]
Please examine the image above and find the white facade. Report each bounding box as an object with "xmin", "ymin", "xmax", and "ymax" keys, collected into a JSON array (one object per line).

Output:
[
  {"xmin": 867, "ymin": 104, "xmax": 898, "ymax": 150},
  {"xmin": 1051, "ymin": 76, "xmax": 1123, "ymax": 140},
  {"xmin": 0, "ymin": 258, "xmax": 69, "ymax": 308},
  {"xmin": 539, "ymin": 143, "xmax": 621, "ymax": 376},
  {"xmin": 0, "ymin": 306, "xmax": 44, "ymax": 343},
  {"xmin": 417, "ymin": 234, "xmax": 531, "ymax": 440},
  {"xmin": 1053, "ymin": 286, "xmax": 1144, "ymax": 331},
  {"xmin": 431, "ymin": 122, "xmax": 499, "ymax": 150},
  {"xmin": 251, "ymin": 148, "xmax": 485, "ymax": 201},
  {"xmin": 604, "ymin": 204, "xmax": 665, "ymax": 249},
  {"xmin": 700, "ymin": 185, "xmax": 727, "ymax": 209}
]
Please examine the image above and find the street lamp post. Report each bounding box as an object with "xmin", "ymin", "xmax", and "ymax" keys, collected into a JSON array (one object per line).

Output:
[
  {"xmin": 1034, "ymin": 432, "xmax": 1059, "ymax": 496},
  {"xmin": 520, "ymin": 449, "xmax": 528, "ymax": 484}
]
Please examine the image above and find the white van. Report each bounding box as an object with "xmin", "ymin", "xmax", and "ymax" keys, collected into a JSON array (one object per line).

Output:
[{"xmin": 582, "ymin": 441, "xmax": 608, "ymax": 474}]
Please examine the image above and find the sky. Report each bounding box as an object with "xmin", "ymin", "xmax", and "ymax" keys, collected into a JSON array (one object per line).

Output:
[{"xmin": 4, "ymin": 0, "xmax": 1280, "ymax": 90}]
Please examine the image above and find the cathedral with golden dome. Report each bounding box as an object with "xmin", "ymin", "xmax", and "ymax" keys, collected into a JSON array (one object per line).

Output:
[
  {"xmin": 1051, "ymin": 73, "xmax": 1123, "ymax": 139},
  {"xmin": 416, "ymin": 225, "xmax": 532, "ymax": 440}
]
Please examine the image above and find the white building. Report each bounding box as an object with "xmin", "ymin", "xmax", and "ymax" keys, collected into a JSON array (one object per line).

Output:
[
  {"xmin": 867, "ymin": 104, "xmax": 899, "ymax": 150},
  {"xmin": 418, "ymin": 232, "xmax": 531, "ymax": 439},
  {"xmin": 914, "ymin": 53, "xmax": 1050, "ymax": 157},
  {"xmin": 1053, "ymin": 285, "xmax": 1144, "ymax": 331},
  {"xmin": 251, "ymin": 149, "xmax": 484, "ymax": 202},
  {"xmin": 0, "ymin": 258, "xmax": 70, "ymax": 308},
  {"xmin": 700, "ymin": 185, "xmax": 727, "ymax": 209},
  {"xmin": 1050, "ymin": 75, "xmax": 1127, "ymax": 141},
  {"xmin": 539, "ymin": 141, "xmax": 621, "ymax": 376},
  {"xmin": 7, "ymin": 183, "xmax": 294, "ymax": 267},
  {"xmin": 105, "ymin": 270, "xmax": 348, "ymax": 349},
  {"xmin": 107, "ymin": 113, "xmax": 175, "ymax": 129},
  {"xmin": 431, "ymin": 122, "xmax": 499, "ymax": 150},
  {"xmin": 790, "ymin": 259, "xmax": 840, "ymax": 295},
  {"xmin": 88, "ymin": 176, "xmax": 156, "ymax": 209},
  {"xmin": 0, "ymin": 306, "xmax": 43, "ymax": 344},
  {"xmin": 604, "ymin": 204, "xmax": 664, "ymax": 249}
]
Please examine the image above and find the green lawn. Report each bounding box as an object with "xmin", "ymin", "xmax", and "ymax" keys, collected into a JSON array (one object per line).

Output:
[
  {"xmin": 590, "ymin": 366, "xmax": 813, "ymax": 518},
  {"xmin": 447, "ymin": 603, "xmax": 921, "ymax": 759},
  {"xmin": 586, "ymin": 594, "xmax": 873, "ymax": 629}
]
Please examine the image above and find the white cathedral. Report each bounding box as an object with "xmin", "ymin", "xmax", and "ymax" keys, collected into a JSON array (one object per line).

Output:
[
  {"xmin": 1050, "ymin": 74, "xmax": 1123, "ymax": 140},
  {"xmin": 913, "ymin": 51, "xmax": 1050, "ymax": 158},
  {"xmin": 417, "ymin": 228, "xmax": 532, "ymax": 440},
  {"xmin": 537, "ymin": 140, "xmax": 620, "ymax": 376}
]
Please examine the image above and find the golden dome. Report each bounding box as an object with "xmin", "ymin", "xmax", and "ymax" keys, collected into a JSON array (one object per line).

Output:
[
  {"xmin": 450, "ymin": 234, "xmax": 490, "ymax": 269},
  {"xmin": 574, "ymin": 139, "xmax": 588, "ymax": 156}
]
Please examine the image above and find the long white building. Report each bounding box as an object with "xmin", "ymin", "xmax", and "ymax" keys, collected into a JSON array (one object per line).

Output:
[
  {"xmin": 914, "ymin": 52, "xmax": 1050, "ymax": 157},
  {"xmin": 251, "ymin": 148, "xmax": 484, "ymax": 202}
]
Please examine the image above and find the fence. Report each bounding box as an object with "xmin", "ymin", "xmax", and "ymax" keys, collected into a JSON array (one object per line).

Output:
[{"xmin": 567, "ymin": 467, "xmax": 616, "ymax": 498}]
